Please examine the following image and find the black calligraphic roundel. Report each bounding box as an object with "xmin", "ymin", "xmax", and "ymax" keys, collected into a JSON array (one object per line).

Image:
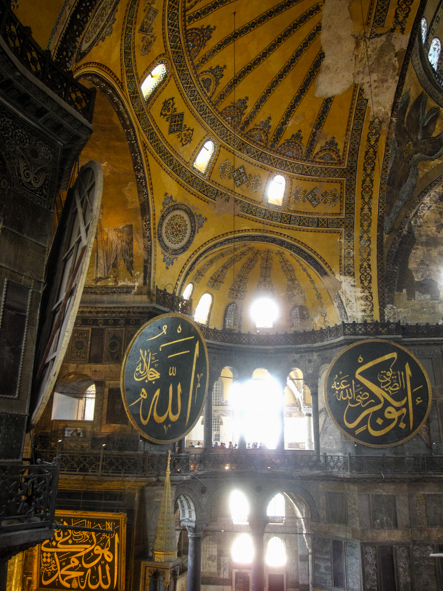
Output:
[
  {"xmin": 121, "ymin": 314, "xmax": 209, "ymax": 444},
  {"xmin": 325, "ymin": 340, "xmax": 432, "ymax": 448}
]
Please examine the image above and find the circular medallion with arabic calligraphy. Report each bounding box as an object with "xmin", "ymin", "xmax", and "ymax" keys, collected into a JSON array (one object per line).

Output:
[
  {"xmin": 324, "ymin": 340, "xmax": 432, "ymax": 448},
  {"xmin": 121, "ymin": 313, "xmax": 208, "ymax": 444}
]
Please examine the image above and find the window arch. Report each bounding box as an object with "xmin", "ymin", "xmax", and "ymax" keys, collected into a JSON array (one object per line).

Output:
[
  {"xmin": 141, "ymin": 63, "xmax": 167, "ymax": 99},
  {"xmin": 267, "ymin": 174, "xmax": 286, "ymax": 205},
  {"xmin": 265, "ymin": 537, "xmax": 287, "ymax": 567},
  {"xmin": 421, "ymin": 17, "xmax": 428, "ymax": 44},
  {"xmin": 428, "ymin": 37, "xmax": 441, "ymax": 71},
  {"xmin": 290, "ymin": 305, "xmax": 309, "ymax": 328},
  {"xmin": 194, "ymin": 293, "xmax": 213, "ymax": 325},
  {"xmin": 267, "ymin": 493, "xmax": 286, "ymax": 522},
  {"xmin": 224, "ymin": 301, "xmax": 240, "ymax": 330},
  {"xmin": 251, "ymin": 296, "xmax": 279, "ymax": 328},
  {"xmin": 230, "ymin": 490, "xmax": 249, "ymax": 524},
  {"xmin": 182, "ymin": 282, "xmax": 193, "ymax": 300},
  {"xmin": 193, "ymin": 139, "xmax": 216, "ymax": 174},
  {"xmin": 52, "ymin": 373, "xmax": 96, "ymax": 421},
  {"xmin": 231, "ymin": 533, "xmax": 254, "ymax": 564}
]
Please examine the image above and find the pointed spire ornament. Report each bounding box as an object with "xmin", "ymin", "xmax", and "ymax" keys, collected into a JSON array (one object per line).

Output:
[{"xmin": 153, "ymin": 451, "xmax": 178, "ymax": 563}]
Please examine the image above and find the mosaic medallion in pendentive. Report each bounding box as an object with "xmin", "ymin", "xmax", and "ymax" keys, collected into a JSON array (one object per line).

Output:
[
  {"xmin": 158, "ymin": 203, "xmax": 196, "ymax": 256},
  {"xmin": 324, "ymin": 340, "xmax": 432, "ymax": 448}
]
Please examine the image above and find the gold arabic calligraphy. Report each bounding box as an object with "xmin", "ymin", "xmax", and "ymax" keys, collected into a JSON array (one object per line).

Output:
[
  {"xmin": 40, "ymin": 521, "xmax": 119, "ymax": 590},
  {"xmin": 128, "ymin": 322, "xmax": 202, "ymax": 434},
  {"xmin": 331, "ymin": 352, "xmax": 424, "ymax": 438}
]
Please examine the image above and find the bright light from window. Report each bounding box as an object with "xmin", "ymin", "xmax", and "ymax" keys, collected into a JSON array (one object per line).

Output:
[
  {"xmin": 267, "ymin": 493, "xmax": 285, "ymax": 520},
  {"xmin": 421, "ymin": 17, "xmax": 427, "ymax": 44},
  {"xmin": 233, "ymin": 374, "xmax": 282, "ymax": 448},
  {"xmin": 266, "ymin": 537, "xmax": 287, "ymax": 567},
  {"xmin": 182, "ymin": 283, "xmax": 193, "ymax": 300},
  {"xmin": 429, "ymin": 38, "xmax": 441, "ymax": 71},
  {"xmin": 141, "ymin": 64, "xmax": 167, "ymax": 98},
  {"xmin": 250, "ymin": 297, "xmax": 279, "ymax": 328},
  {"xmin": 231, "ymin": 533, "xmax": 254, "ymax": 564},
  {"xmin": 230, "ymin": 490, "xmax": 249, "ymax": 524},
  {"xmin": 267, "ymin": 175, "xmax": 285, "ymax": 205},
  {"xmin": 194, "ymin": 140, "xmax": 215, "ymax": 174},
  {"xmin": 194, "ymin": 293, "xmax": 212, "ymax": 325}
]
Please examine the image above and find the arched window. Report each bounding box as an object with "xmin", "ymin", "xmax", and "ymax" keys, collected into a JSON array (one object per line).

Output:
[
  {"xmin": 213, "ymin": 379, "xmax": 223, "ymax": 405},
  {"xmin": 267, "ymin": 493, "xmax": 286, "ymax": 522},
  {"xmin": 230, "ymin": 490, "xmax": 249, "ymax": 524},
  {"xmin": 428, "ymin": 38, "xmax": 441, "ymax": 71},
  {"xmin": 182, "ymin": 282, "xmax": 193, "ymax": 300},
  {"xmin": 266, "ymin": 537, "xmax": 287, "ymax": 567},
  {"xmin": 212, "ymin": 415, "xmax": 221, "ymax": 442},
  {"xmin": 194, "ymin": 293, "xmax": 213, "ymax": 325},
  {"xmin": 421, "ymin": 17, "xmax": 428, "ymax": 44},
  {"xmin": 193, "ymin": 140, "xmax": 215, "ymax": 174},
  {"xmin": 267, "ymin": 174, "xmax": 286, "ymax": 206},
  {"xmin": 141, "ymin": 63, "xmax": 167, "ymax": 99},
  {"xmin": 224, "ymin": 301, "xmax": 240, "ymax": 330},
  {"xmin": 251, "ymin": 296, "xmax": 279, "ymax": 328},
  {"xmin": 52, "ymin": 373, "xmax": 96, "ymax": 421},
  {"xmin": 290, "ymin": 305, "xmax": 309, "ymax": 328},
  {"xmin": 231, "ymin": 533, "xmax": 254, "ymax": 564}
]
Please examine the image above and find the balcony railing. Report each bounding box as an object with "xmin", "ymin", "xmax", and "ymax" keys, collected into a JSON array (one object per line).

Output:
[
  {"xmin": 34, "ymin": 449, "xmax": 443, "ymax": 478},
  {"xmin": 0, "ymin": 0, "xmax": 95, "ymax": 121},
  {"xmin": 0, "ymin": 459, "xmax": 60, "ymax": 533}
]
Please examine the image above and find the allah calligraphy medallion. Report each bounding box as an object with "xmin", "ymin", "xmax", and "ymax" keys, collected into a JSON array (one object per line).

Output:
[
  {"xmin": 121, "ymin": 314, "xmax": 208, "ymax": 444},
  {"xmin": 325, "ymin": 340, "xmax": 432, "ymax": 447}
]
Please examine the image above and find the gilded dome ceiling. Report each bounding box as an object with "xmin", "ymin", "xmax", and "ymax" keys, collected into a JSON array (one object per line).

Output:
[{"xmin": 14, "ymin": 0, "xmax": 433, "ymax": 331}]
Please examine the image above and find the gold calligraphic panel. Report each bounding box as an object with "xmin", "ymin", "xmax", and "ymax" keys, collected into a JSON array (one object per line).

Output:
[
  {"xmin": 325, "ymin": 340, "xmax": 432, "ymax": 447},
  {"xmin": 121, "ymin": 313, "xmax": 209, "ymax": 444},
  {"xmin": 38, "ymin": 511, "xmax": 126, "ymax": 591}
]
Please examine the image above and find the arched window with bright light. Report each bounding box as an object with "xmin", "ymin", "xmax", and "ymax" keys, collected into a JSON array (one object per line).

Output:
[
  {"xmin": 428, "ymin": 37, "xmax": 441, "ymax": 71},
  {"xmin": 234, "ymin": 369, "xmax": 283, "ymax": 449},
  {"xmin": 141, "ymin": 63, "xmax": 167, "ymax": 99},
  {"xmin": 421, "ymin": 17, "xmax": 428, "ymax": 44},
  {"xmin": 267, "ymin": 493, "xmax": 285, "ymax": 522},
  {"xmin": 266, "ymin": 537, "xmax": 287, "ymax": 567},
  {"xmin": 193, "ymin": 140, "xmax": 215, "ymax": 174},
  {"xmin": 230, "ymin": 490, "xmax": 249, "ymax": 524},
  {"xmin": 182, "ymin": 282, "xmax": 193, "ymax": 300},
  {"xmin": 231, "ymin": 533, "xmax": 254, "ymax": 564},
  {"xmin": 267, "ymin": 174, "xmax": 286, "ymax": 206},
  {"xmin": 250, "ymin": 296, "xmax": 279, "ymax": 328},
  {"xmin": 194, "ymin": 293, "xmax": 213, "ymax": 325}
]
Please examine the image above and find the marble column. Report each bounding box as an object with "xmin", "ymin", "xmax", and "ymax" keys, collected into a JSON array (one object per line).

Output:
[
  {"xmin": 274, "ymin": 372, "xmax": 287, "ymax": 452},
  {"xmin": 186, "ymin": 527, "xmax": 203, "ymax": 591},
  {"xmin": 305, "ymin": 377, "xmax": 320, "ymax": 459},
  {"xmin": 249, "ymin": 515, "xmax": 268, "ymax": 591},
  {"xmin": 204, "ymin": 370, "xmax": 219, "ymax": 451}
]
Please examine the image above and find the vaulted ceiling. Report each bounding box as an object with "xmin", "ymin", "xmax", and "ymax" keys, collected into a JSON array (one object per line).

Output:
[{"xmin": 14, "ymin": 0, "xmax": 443, "ymax": 331}]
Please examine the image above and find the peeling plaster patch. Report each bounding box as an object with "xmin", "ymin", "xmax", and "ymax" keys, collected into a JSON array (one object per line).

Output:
[
  {"xmin": 354, "ymin": 32, "xmax": 408, "ymax": 119},
  {"xmin": 315, "ymin": 0, "xmax": 355, "ymax": 98},
  {"xmin": 122, "ymin": 181, "xmax": 139, "ymax": 208},
  {"xmin": 337, "ymin": 275, "xmax": 362, "ymax": 321}
]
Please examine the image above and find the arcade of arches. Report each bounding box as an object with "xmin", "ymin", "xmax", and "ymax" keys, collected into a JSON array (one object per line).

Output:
[{"xmin": 2, "ymin": 0, "xmax": 443, "ymax": 590}]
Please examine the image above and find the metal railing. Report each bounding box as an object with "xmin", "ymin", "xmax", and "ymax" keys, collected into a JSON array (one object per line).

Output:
[
  {"xmin": 34, "ymin": 449, "xmax": 443, "ymax": 478},
  {"xmin": 0, "ymin": 0, "xmax": 94, "ymax": 121},
  {"xmin": 0, "ymin": 458, "xmax": 60, "ymax": 532}
]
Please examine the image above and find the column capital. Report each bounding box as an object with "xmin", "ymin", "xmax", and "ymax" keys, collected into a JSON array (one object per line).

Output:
[{"xmin": 248, "ymin": 514, "xmax": 269, "ymax": 535}]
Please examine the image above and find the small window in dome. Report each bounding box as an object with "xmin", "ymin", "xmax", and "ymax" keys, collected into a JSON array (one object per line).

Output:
[
  {"xmin": 267, "ymin": 175, "xmax": 286, "ymax": 206},
  {"xmin": 421, "ymin": 17, "xmax": 428, "ymax": 44},
  {"xmin": 194, "ymin": 140, "xmax": 215, "ymax": 174},
  {"xmin": 141, "ymin": 63, "xmax": 167, "ymax": 99},
  {"xmin": 266, "ymin": 537, "xmax": 287, "ymax": 567},
  {"xmin": 194, "ymin": 293, "xmax": 213, "ymax": 325},
  {"xmin": 428, "ymin": 38, "xmax": 441, "ymax": 71},
  {"xmin": 251, "ymin": 297, "xmax": 279, "ymax": 328},
  {"xmin": 224, "ymin": 302, "xmax": 240, "ymax": 330},
  {"xmin": 182, "ymin": 283, "xmax": 193, "ymax": 300}
]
